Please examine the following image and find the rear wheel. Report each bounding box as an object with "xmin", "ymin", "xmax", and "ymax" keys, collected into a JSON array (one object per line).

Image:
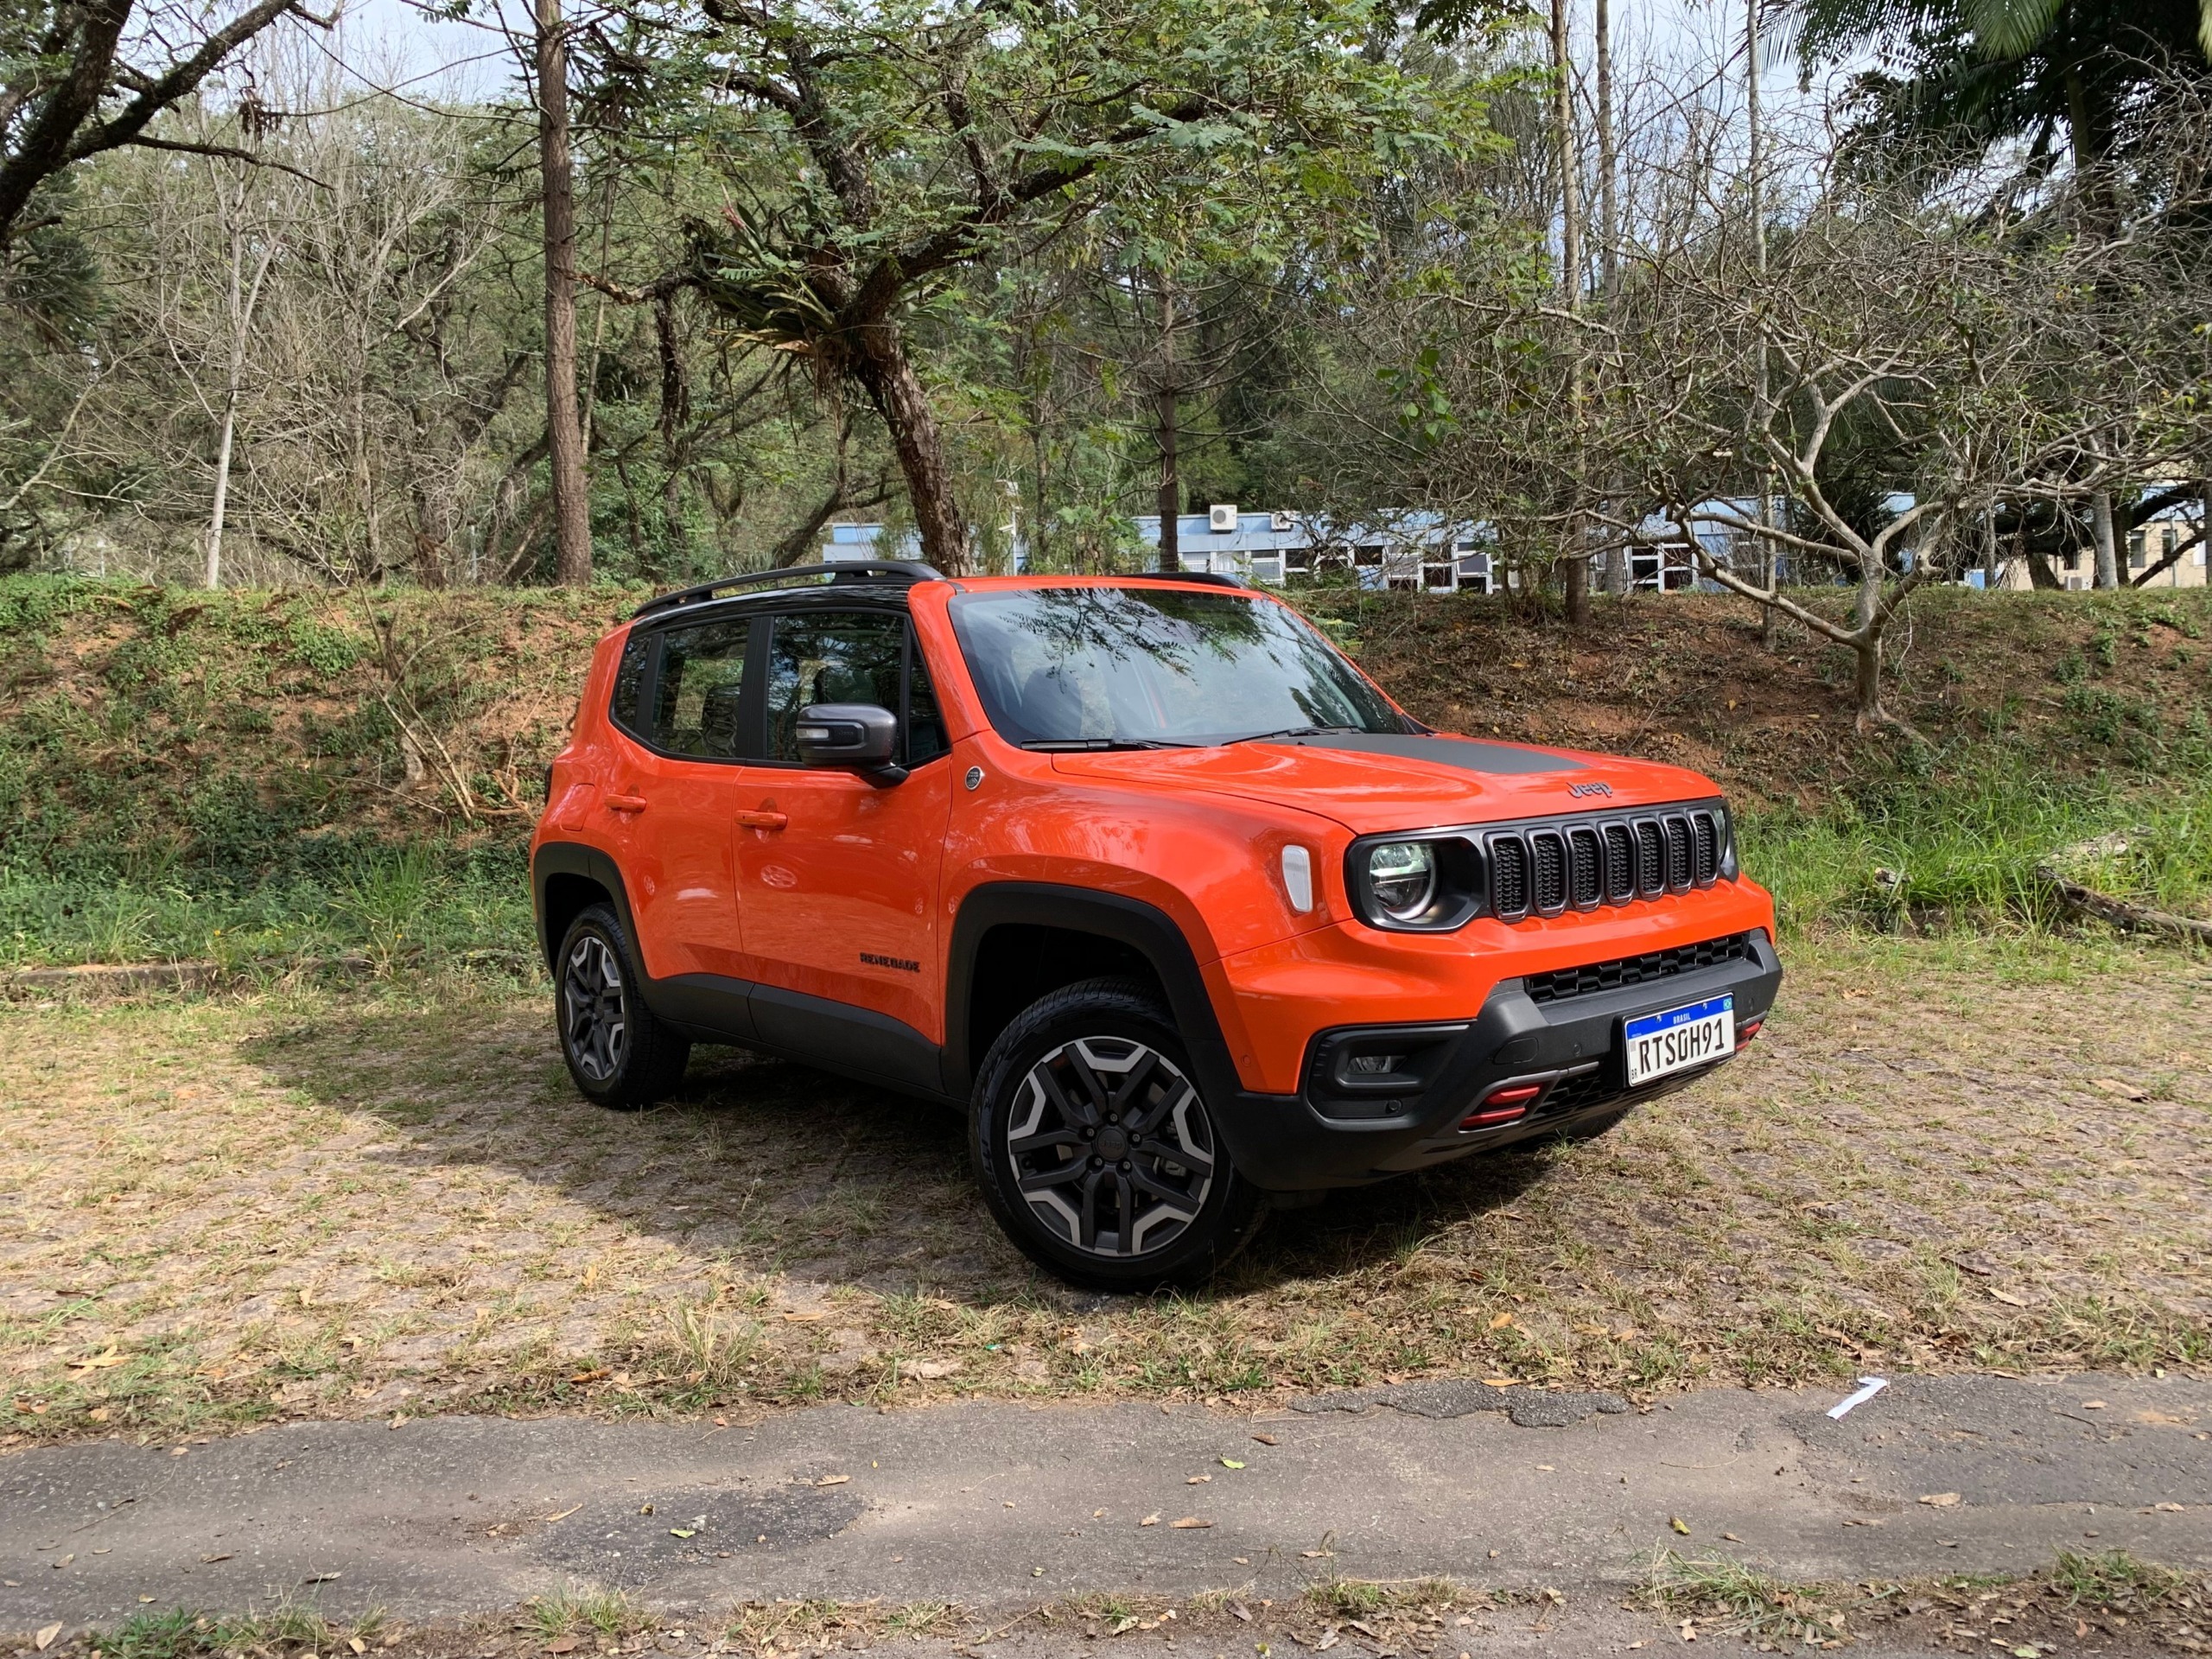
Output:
[
  {"xmin": 556, "ymin": 903, "xmax": 690, "ymax": 1109},
  {"xmin": 970, "ymin": 978, "xmax": 1264, "ymax": 1291}
]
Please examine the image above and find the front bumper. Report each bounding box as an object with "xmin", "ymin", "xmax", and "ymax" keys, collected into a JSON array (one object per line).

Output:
[{"xmin": 1210, "ymin": 929, "xmax": 1782, "ymax": 1192}]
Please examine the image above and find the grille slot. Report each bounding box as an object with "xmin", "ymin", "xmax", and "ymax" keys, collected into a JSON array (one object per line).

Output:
[
  {"xmin": 1568, "ymin": 825, "xmax": 1603, "ymax": 909},
  {"xmin": 1603, "ymin": 822, "xmax": 1637, "ymax": 903},
  {"xmin": 1635, "ymin": 819, "xmax": 1667, "ymax": 898},
  {"xmin": 1489, "ymin": 833, "xmax": 1529, "ymax": 920},
  {"xmin": 1692, "ymin": 810, "xmax": 1719, "ymax": 885},
  {"xmin": 1522, "ymin": 931, "xmax": 1757, "ymax": 1005},
  {"xmin": 1663, "ymin": 814, "xmax": 1694, "ymax": 891},
  {"xmin": 1529, "ymin": 829, "xmax": 1568, "ymax": 915}
]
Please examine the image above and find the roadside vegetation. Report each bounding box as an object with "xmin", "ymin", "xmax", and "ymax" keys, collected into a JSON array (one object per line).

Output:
[
  {"xmin": 4, "ymin": 576, "xmax": 2208, "ymax": 974},
  {"xmin": 50, "ymin": 1551, "xmax": 2212, "ymax": 1659}
]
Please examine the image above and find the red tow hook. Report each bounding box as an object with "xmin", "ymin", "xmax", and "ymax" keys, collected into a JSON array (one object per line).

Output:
[
  {"xmin": 1462, "ymin": 1081, "xmax": 1545, "ymax": 1132},
  {"xmin": 1734, "ymin": 1018, "xmax": 1764, "ymax": 1052}
]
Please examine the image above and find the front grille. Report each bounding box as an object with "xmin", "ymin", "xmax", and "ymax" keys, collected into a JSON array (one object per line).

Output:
[
  {"xmin": 1484, "ymin": 804, "xmax": 1729, "ymax": 923},
  {"xmin": 1522, "ymin": 931, "xmax": 1757, "ymax": 1006}
]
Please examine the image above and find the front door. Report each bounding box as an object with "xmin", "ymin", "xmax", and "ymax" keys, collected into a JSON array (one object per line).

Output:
[{"xmin": 734, "ymin": 607, "xmax": 952, "ymax": 1046}]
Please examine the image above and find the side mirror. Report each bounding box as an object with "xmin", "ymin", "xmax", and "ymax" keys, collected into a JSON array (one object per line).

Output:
[{"xmin": 795, "ymin": 702, "xmax": 906, "ymax": 785}]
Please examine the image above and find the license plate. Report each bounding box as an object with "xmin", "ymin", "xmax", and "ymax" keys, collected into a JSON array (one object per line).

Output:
[{"xmin": 1623, "ymin": 995, "xmax": 1734, "ymax": 1087}]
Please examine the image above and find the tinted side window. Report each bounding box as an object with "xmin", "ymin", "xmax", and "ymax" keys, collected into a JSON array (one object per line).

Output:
[
  {"xmin": 609, "ymin": 632, "xmax": 650, "ymax": 737},
  {"xmin": 766, "ymin": 612, "xmax": 906, "ymax": 762},
  {"xmin": 652, "ymin": 619, "xmax": 752, "ymax": 758}
]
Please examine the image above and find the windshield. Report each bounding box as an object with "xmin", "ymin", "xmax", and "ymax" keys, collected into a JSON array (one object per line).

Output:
[{"xmin": 948, "ymin": 586, "xmax": 1407, "ymax": 748}]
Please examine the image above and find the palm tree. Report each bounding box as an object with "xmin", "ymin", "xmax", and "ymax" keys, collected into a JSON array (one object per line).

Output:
[{"xmin": 1781, "ymin": 0, "xmax": 2211, "ymax": 181}]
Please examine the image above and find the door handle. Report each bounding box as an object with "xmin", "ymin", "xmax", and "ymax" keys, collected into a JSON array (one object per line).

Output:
[
  {"xmin": 735, "ymin": 810, "xmax": 788, "ymax": 830},
  {"xmin": 606, "ymin": 793, "xmax": 647, "ymax": 813}
]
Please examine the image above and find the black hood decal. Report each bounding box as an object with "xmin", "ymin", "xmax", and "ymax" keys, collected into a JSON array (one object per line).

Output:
[{"xmin": 1273, "ymin": 733, "xmax": 1586, "ymax": 774}]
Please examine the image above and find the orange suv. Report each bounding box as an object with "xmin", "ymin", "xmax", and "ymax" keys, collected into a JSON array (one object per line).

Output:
[{"xmin": 532, "ymin": 563, "xmax": 1781, "ymax": 1288}]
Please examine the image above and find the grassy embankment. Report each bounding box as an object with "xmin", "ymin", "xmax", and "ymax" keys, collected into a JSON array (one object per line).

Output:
[{"xmin": 3, "ymin": 575, "xmax": 2209, "ymax": 969}]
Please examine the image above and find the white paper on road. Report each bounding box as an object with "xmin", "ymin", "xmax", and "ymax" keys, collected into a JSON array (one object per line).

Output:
[{"xmin": 1826, "ymin": 1376, "xmax": 1891, "ymax": 1419}]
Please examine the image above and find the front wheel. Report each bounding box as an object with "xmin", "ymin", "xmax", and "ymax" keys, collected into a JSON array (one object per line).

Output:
[
  {"xmin": 969, "ymin": 978, "xmax": 1265, "ymax": 1291},
  {"xmin": 555, "ymin": 902, "xmax": 690, "ymax": 1109}
]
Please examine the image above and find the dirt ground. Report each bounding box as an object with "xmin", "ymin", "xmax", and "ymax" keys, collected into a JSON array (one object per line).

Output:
[{"xmin": 2, "ymin": 933, "xmax": 2209, "ymax": 1446}]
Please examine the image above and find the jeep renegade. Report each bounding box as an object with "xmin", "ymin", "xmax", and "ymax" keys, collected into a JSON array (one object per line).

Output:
[{"xmin": 531, "ymin": 562, "xmax": 1782, "ymax": 1289}]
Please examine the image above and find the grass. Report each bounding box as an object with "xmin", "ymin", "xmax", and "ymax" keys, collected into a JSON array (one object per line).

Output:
[
  {"xmin": 92, "ymin": 1602, "xmax": 381, "ymax": 1659},
  {"xmin": 1302, "ymin": 1577, "xmax": 1480, "ymax": 1618},
  {"xmin": 1639, "ymin": 1548, "xmax": 1858, "ymax": 1645},
  {"xmin": 4, "ymin": 928, "xmax": 2207, "ymax": 1445},
  {"xmin": 526, "ymin": 1586, "xmax": 645, "ymax": 1639},
  {"xmin": 2048, "ymin": 1548, "xmax": 2190, "ymax": 1611},
  {"xmin": 1741, "ymin": 752, "xmax": 2212, "ymax": 933}
]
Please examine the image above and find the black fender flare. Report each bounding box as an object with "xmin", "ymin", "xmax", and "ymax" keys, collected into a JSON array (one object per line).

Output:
[
  {"xmin": 942, "ymin": 881, "xmax": 1244, "ymax": 1109},
  {"xmin": 531, "ymin": 842, "xmax": 639, "ymax": 972}
]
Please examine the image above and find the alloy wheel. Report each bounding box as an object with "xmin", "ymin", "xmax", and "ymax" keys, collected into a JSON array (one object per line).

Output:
[
  {"xmin": 1004, "ymin": 1036, "xmax": 1215, "ymax": 1257},
  {"xmin": 563, "ymin": 933, "xmax": 628, "ymax": 1082}
]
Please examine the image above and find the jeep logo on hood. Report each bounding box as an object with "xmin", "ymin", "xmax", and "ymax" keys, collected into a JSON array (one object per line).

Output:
[{"xmin": 1568, "ymin": 781, "xmax": 1613, "ymax": 798}]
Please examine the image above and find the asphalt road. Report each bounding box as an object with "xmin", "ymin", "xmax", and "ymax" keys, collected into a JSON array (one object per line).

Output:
[{"xmin": 3, "ymin": 1374, "xmax": 2208, "ymax": 1637}]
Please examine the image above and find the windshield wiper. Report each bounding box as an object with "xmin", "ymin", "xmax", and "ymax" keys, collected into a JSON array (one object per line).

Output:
[
  {"xmin": 1020, "ymin": 737, "xmax": 1197, "ymax": 752},
  {"xmin": 1226, "ymin": 724, "xmax": 1369, "ymax": 745}
]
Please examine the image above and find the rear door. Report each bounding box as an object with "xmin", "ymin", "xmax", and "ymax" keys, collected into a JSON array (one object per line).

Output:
[
  {"xmin": 601, "ymin": 613, "xmax": 759, "ymax": 982},
  {"xmin": 733, "ymin": 605, "xmax": 954, "ymax": 1048}
]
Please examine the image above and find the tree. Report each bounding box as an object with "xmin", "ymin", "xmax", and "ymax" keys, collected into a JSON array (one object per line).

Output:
[
  {"xmin": 533, "ymin": 0, "xmax": 591, "ymax": 585},
  {"xmin": 580, "ymin": 0, "xmax": 1449, "ymax": 575},
  {"xmin": 0, "ymin": 0, "xmax": 321, "ymax": 248}
]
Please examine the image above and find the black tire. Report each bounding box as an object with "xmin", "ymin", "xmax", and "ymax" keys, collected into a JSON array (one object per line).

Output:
[
  {"xmin": 554, "ymin": 902, "xmax": 690, "ymax": 1109},
  {"xmin": 969, "ymin": 977, "xmax": 1265, "ymax": 1291}
]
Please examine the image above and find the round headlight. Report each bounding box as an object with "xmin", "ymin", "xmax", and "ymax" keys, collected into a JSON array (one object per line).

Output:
[{"xmin": 1366, "ymin": 841, "xmax": 1437, "ymax": 919}]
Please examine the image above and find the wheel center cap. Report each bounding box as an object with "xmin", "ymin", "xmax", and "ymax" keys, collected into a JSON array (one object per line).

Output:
[{"xmin": 1095, "ymin": 1126, "xmax": 1129, "ymax": 1160}]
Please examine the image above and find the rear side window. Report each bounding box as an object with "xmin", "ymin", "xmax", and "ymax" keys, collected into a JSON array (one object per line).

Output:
[
  {"xmin": 652, "ymin": 619, "xmax": 752, "ymax": 758},
  {"xmin": 609, "ymin": 632, "xmax": 650, "ymax": 737}
]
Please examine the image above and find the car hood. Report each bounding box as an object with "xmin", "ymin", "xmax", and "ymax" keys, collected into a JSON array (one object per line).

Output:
[{"xmin": 1050, "ymin": 731, "xmax": 1721, "ymax": 835}]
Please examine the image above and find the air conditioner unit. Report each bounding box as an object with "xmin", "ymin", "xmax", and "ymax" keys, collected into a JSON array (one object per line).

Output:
[
  {"xmin": 1209, "ymin": 504, "xmax": 1238, "ymax": 533},
  {"xmin": 1269, "ymin": 511, "xmax": 1293, "ymax": 532}
]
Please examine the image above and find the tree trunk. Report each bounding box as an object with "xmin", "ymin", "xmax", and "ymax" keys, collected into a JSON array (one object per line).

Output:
[
  {"xmin": 1852, "ymin": 631, "xmax": 1884, "ymax": 729},
  {"xmin": 205, "ymin": 397, "xmax": 239, "ymax": 590},
  {"xmin": 1594, "ymin": 0, "xmax": 1616, "ymax": 299},
  {"xmin": 2090, "ymin": 489, "xmax": 2119, "ymax": 588},
  {"xmin": 1548, "ymin": 0, "xmax": 1580, "ymax": 300},
  {"xmin": 1156, "ymin": 281, "xmax": 1179, "ymax": 573},
  {"xmin": 1549, "ymin": 0, "xmax": 1589, "ymax": 625},
  {"xmin": 537, "ymin": 0, "xmax": 592, "ymax": 588},
  {"xmin": 852, "ymin": 323, "xmax": 970, "ymax": 574},
  {"xmin": 1156, "ymin": 385, "xmax": 1180, "ymax": 575},
  {"xmin": 1846, "ymin": 567, "xmax": 1902, "ymax": 732},
  {"xmin": 204, "ymin": 211, "xmax": 273, "ymax": 591}
]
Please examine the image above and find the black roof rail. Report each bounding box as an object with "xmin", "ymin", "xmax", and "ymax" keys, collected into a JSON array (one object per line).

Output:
[
  {"xmin": 1138, "ymin": 569, "xmax": 1248, "ymax": 590},
  {"xmin": 631, "ymin": 560, "xmax": 944, "ymax": 620}
]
